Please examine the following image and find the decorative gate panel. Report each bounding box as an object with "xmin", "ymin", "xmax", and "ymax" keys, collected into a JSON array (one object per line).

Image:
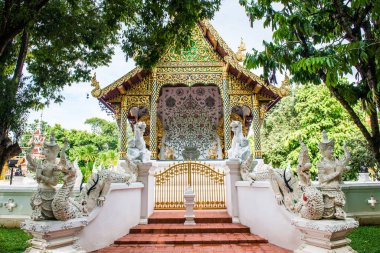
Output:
[{"xmin": 154, "ymin": 161, "xmax": 226, "ymax": 210}]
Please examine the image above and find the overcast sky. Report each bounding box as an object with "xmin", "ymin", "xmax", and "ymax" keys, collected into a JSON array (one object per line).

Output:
[{"xmin": 28, "ymin": 0, "xmax": 272, "ymax": 131}]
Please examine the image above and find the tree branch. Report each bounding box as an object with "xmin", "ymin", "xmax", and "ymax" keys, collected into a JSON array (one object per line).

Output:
[
  {"xmin": 327, "ymin": 85, "xmax": 372, "ymax": 143},
  {"xmin": 12, "ymin": 29, "xmax": 28, "ymax": 84},
  {"xmin": 332, "ymin": 0, "xmax": 358, "ymax": 42},
  {"xmin": 0, "ymin": 0, "xmax": 49, "ymax": 57}
]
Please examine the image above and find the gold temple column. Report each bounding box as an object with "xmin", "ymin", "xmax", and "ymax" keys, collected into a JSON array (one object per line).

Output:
[
  {"xmin": 115, "ymin": 105, "xmax": 122, "ymax": 157},
  {"xmin": 252, "ymin": 95, "xmax": 262, "ymax": 158},
  {"xmin": 149, "ymin": 70, "xmax": 158, "ymax": 159},
  {"xmin": 222, "ymin": 68, "xmax": 231, "ymax": 158},
  {"xmin": 119, "ymin": 98, "xmax": 128, "ymax": 159}
]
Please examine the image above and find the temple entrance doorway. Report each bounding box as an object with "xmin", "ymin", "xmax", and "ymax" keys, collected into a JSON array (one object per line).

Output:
[{"xmin": 157, "ymin": 84, "xmax": 223, "ymax": 160}]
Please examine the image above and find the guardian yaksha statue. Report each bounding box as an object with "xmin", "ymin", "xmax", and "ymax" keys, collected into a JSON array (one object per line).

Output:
[{"xmin": 317, "ymin": 130, "xmax": 351, "ymax": 219}]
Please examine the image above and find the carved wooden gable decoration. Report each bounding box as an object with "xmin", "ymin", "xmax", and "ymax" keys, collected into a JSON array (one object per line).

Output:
[
  {"xmin": 159, "ymin": 26, "xmax": 223, "ymax": 65},
  {"xmin": 91, "ymin": 21, "xmax": 290, "ymax": 113}
]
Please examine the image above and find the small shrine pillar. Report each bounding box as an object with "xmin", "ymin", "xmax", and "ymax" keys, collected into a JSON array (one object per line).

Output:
[
  {"xmin": 222, "ymin": 68, "xmax": 231, "ymax": 158},
  {"xmin": 149, "ymin": 70, "xmax": 158, "ymax": 159},
  {"xmin": 119, "ymin": 99, "xmax": 128, "ymax": 159},
  {"xmin": 252, "ymin": 95, "xmax": 262, "ymax": 158}
]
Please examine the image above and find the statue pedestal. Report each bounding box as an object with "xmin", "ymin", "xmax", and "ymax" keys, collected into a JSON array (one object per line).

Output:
[
  {"xmin": 291, "ymin": 217, "xmax": 358, "ymax": 253},
  {"xmin": 137, "ymin": 162, "xmax": 154, "ymax": 224},
  {"xmin": 21, "ymin": 217, "xmax": 88, "ymax": 253},
  {"xmin": 184, "ymin": 187, "xmax": 196, "ymax": 225},
  {"xmin": 225, "ymin": 159, "xmax": 241, "ymax": 223}
]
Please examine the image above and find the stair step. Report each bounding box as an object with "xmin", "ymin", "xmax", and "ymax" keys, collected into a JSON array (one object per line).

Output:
[
  {"xmin": 148, "ymin": 210, "xmax": 232, "ymax": 224},
  {"xmin": 93, "ymin": 243, "xmax": 291, "ymax": 253},
  {"xmin": 115, "ymin": 233, "xmax": 268, "ymax": 245},
  {"xmin": 130, "ymin": 223, "xmax": 250, "ymax": 234}
]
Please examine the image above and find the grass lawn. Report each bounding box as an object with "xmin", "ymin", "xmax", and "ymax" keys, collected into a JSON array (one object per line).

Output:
[
  {"xmin": 0, "ymin": 225, "xmax": 379, "ymax": 252},
  {"xmin": 0, "ymin": 227, "xmax": 31, "ymax": 253},
  {"xmin": 348, "ymin": 225, "xmax": 380, "ymax": 253}
]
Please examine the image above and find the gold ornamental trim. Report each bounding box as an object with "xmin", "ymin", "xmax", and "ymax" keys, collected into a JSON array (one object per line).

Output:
[
  {"xmin": 154, "ymin": 161, "xmax": 226, "ymax": 210},
  {"xmin": 123, "ymin": 96, "xmax": 150, "ymax": 111}
]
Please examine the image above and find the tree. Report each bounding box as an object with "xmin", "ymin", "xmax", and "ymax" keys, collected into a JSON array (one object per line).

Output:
[
  {"xmin": 0, "ymin": 0, "xmax": 221, "ymax": 173},
  {"xmin": 262, "ymin": 84, "xmax": 375, "ymax": 180},
  {"xmin": 239, "ymin": 0, "xmax": 380, "ymax": 167}
]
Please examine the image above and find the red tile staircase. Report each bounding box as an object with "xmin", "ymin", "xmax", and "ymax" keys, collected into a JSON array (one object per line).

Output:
[{"xmin": 93, "ymin": 210, "xmax": 290, "ymax": 253}]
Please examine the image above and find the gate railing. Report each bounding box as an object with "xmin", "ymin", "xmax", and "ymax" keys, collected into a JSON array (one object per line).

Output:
[{"xmin": 154, "ymin": 161, "xmax": 226, "ymax": 210}]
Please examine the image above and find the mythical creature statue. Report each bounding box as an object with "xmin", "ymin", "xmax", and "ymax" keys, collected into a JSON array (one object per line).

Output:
[
  {"xmin": 127, "ymin": 121, "xmax": 151, "ymax": 163},
  {"xmin": 51, "ymin": 140, "xmax": 83, "ymax": 220},
  {"xmin": 269, "ymin": 141, "xmax": 324, "ymax": 220},
  {"xmin": 228, "ymin": 121, "xmax": 245, "ymax": 159},
  {"xmin": 317, "ymin": 130, "xmax": 351, "ymax": 220},
  {"xmin": 26, "ymin": 135, "xmax": 83, "ymax": 221},
  {"xmin": 78, "ymin": 167, "xmax": 133, "ymax": 214}
]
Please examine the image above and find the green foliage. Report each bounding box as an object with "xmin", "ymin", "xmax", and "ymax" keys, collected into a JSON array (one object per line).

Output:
[
  {"xmin": 0, "ymin": 0, "xmax": 221, "ymax": 173},
  {"xmin": 0, "ymin": 227, "xmax": 31, "ymax": 253},
  {"xmin": 262, "ymin": 85, "xmax": 375, "ymax": 180},
  {"xmin": 22, "ymin": 118, "xmax": 119, "ymax": 181},
  {"xmin": 240, "ymin": 0, "xmax": 380, "ymax": 167},
  {"xmin": 348, "ymin": 226, "xmax": 380, "ymax": 253}
]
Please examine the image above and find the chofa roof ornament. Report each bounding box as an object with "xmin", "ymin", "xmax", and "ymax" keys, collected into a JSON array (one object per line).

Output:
[
  {"xmin": 91, "ymin": 73, "xmax": 102, "ymax": 98},
  {"xmin": 278, "ymin": 74, "xmax": 291, "ymax": 97},
  {"xmin": 236, "ymin": 38, "xmax": 246, "ymax": 62}
]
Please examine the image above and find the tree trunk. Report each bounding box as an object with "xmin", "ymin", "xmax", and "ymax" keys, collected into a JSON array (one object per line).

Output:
[{"xmin": 0, "ymin": 133, "xmax": 22, "ymax": 175}]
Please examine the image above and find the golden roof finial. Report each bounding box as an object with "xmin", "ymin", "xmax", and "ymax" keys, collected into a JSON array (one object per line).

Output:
[
  {"xmin": 236, "ymin": 38, "xmax": 246, "ymax": 62},
  {"xmin": 278, "ymin": 74, "xmax": 291, "ymax": 97},
  {"xmin": 91, "ymin": 73, "xmax": 102, "ymax": 98}
]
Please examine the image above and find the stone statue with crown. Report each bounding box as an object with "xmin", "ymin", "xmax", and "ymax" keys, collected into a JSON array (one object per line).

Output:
[
  {"xmin": 26, "ymin": 134, "xmax": 62, "ymax": 220},
  {"xmin": 26, "ymin": 134, "xmax": 83, "ymax": 221},
  {"xmin": 317, "ymin": 130, "xmax": 351, "ymax": 219}
]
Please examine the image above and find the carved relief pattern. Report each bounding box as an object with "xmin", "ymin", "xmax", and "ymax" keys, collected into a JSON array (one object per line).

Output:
[
  {"xmin": 126, "ymin": 76, "xmax": 151, "ymax": 95},
  {"xmin": 229, "ymin": 95, "xmax": 252, "ymax": 108},
  {"xmin": 158, "ymin": 62, "xmax": 224, "ymax": 68},
  {"xmin": 120, "ymin": 101, "xmax": 128, "ymax": 158},
  {"xmin": 125, "ymin": 96, "xmax": 150, "ymax": 110},
  {"xmin": 156, "ymin": 73, "xmax": 222, "ymax": 87},
  {"xmin": 160, "ymin": 25, "xmax": 222, "ymax": 63},
  {"xmin": 252, "ymin": 104, "xmax": 261, "ymax": 158},
  {"xmin": 150, "ymin": 77, "xmax": 158, "ymax": 159},
  {"xmin": 222, "ymin": 78, "xmax": 231, "ymax": 157},
  {"xmin": 228, "ymin": 75, "xmax": 255, "ymax": 95},
  {"xmin": 158, "ymin": 66, "xmax": 223, "ymax": 73}
]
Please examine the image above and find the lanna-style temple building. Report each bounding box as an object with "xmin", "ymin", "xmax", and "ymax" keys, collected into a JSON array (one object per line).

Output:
[{"xmin": 91, "ymin": 21, "xmax": 289, "ymax": 160}]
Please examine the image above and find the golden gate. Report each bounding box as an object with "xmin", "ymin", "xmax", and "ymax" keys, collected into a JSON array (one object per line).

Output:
[{"xmin": 154, "ymin": 161, "xmax": 226, "ymax": 210}]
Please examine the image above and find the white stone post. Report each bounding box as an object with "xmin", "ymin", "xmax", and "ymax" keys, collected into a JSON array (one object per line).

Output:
[
  {"xmin": 184, "ymin": 187, "xmax": 196, "ymax": 225},
  {"xmin": 291, "ymin": 217, "xmax": 359, "ymax": 253},
  {"xmin": 225, "ymin": 160, "xmax": 241, "ymax": 223},
  {"xmin": 358, "ymin": 172, "xmax": 371, "ymax": 182},
  {"xmin": 22, "ymin": 217, "xmax": 88, "ymax": 253},
  {"xmin": 137, "ymin": 162, "xmax": 154, "ymax": 224}
]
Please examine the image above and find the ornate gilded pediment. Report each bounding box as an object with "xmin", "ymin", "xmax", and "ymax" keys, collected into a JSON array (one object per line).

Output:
[{"xmin": 158, "ymin": 26, "xmax": 223, "ymax": 66}]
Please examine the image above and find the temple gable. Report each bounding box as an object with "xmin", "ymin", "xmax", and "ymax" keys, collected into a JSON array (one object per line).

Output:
[{"xmin": 158, "ymin": 25, "xmax": 223, "ymax": 66}]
